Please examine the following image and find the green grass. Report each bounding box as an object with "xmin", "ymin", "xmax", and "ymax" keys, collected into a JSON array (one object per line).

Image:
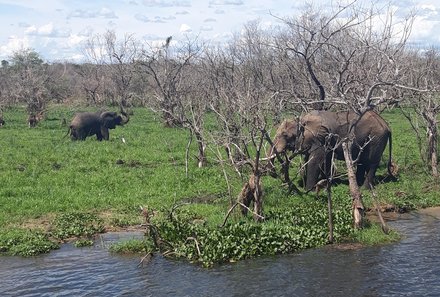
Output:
[
  {"xmin": 350, "ymin": 221, "xmax": 401, "ymax": 246},
  {"xmin": 0, "ymin": 105, "xmax": 439, "ymax": 261},
  {"xmin": 0, "ymin": 106, "xmax": 229, "ymax": 228}
]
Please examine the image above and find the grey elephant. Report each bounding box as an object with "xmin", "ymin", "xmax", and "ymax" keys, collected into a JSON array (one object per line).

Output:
[
  {"xmin": 69, "ymin": 109, "xmax": 129, "ymax": 141},
  {"xmin": 267, "ymin": 110, "xmax": 393, "ymax": 190}
]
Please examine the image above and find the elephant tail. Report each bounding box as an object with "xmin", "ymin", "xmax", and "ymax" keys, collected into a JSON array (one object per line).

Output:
[{"xmin": 387, "ymin": 131, "xmax": 394, "ymax": 177}]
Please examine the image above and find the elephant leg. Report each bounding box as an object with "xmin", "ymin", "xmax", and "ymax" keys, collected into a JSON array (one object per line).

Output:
[
  {"xmin": 101, "ymin": 128, "xmax": 109, "ymax": 140},
  {"xmin": 364, "ymin": 137, "xmax": 389, "ymax": 189},
  {"xmin": 77, "ymin": 130, "xmax": 86, "ymax": 141},
  {"xmin": 356, "ymin": 163, "xmax": 367, "ymax": 186},
  {"xmin": 363, "ymin": 162, "xmax": 379, "ymax": 189},
  {"xmin": 96, "ymin": 131, "xmax": 103, "ymax": 141},
  {"xmin": 305, "ymin": 147, "xmax": 326, "ymax": 191},
  {"xmin": 298, "ymin": 155, "xmax": 307, "ymax": 188}
]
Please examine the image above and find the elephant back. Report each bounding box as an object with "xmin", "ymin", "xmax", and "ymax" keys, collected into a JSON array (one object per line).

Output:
[
  {"xmin": 70, "ymin": 112, "xmax": 100, "ymax": 127},
  {"xmin": 352, "ymin": 110, "xmax": 391, "ymax": 140},
  {"xmin": 301, "ymin": 110, "xmax": 343, "ymax": 135}
]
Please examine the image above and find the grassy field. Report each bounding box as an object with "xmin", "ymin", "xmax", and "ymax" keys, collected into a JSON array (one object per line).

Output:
[
  {"xmin": 0, "ymin": 106, "xmax": 230, "ymax": 227},
  {"xmin": 0, "ymin": 105, "xmax": 438, "ymax": 263}
]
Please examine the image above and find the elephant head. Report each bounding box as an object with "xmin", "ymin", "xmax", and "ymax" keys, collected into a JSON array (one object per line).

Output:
[
  {"xmin": 266, "ymin": 118, "xmax": 300, "ymax": 176},
  {"xmin": 100, "ymin": 110, "xmax": 129, "ymax": 129}
]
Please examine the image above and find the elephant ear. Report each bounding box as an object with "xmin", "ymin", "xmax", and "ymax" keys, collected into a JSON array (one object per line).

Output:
[{"xmin": 101, "ymin": 111, "xmax": 118, "ymax": 129}]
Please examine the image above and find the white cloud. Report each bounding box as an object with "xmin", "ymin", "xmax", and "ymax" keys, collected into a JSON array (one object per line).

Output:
[
  {"xmin": 78, "ymin": 27, "xmax": 94, "ymax": 37},
  {"xmin": 67, "ymin": 34, "xmax": 87, "ymax": 47},
  {"xmin": 209, "ymin": 0, "xmax": 243, "ymax": 5},
  {"xmin": 179, "ymin": 23, "xmax": 192, "ymax": 33},
  {"xmin": 68, "ymin": 8, "xmax": 118, "ymax": 19},
  {"xmin": 135, "ymin": 14, "xmax": 176, "ymax": 23},
  {"xmin": 66, "ymin": 53, "xmax": 86, "ymax": 62},
  {"xmin": 68, "ymin": 9, "xmax": 95, "ymax": 18},
  {"xmin": 142, "ymin": 0, "xmax": 191, "ymax": 7},
  {"xmin": 420, "ymin": 4, "xmax": 437, "ymax": 12},
  {"xmin": 0, "ymin": 36, "xmax": 30, "ymax": 59},
  {"xmin": 24, "ymin": 23, "xmax": 71, "ymax": 38},
  {"xmin": 99, "ymin": 8, "xmax": 118, "ymax": 19},
  {"xmin": 18, "ymin": 22, "xmax": 31, "ymax": 28},
  {"xmin": 24, "ymin": 26, "xmax": 37, "ymax": 35},
  {"xmin": 39, "ymin": 23, "xmax": 55, "ymax": 35},
  {"xmin": 409, "ymin": 15, "xmax": 439, "ymax": 45},
  {"xmin": 200, "ymin": 25, "xmax": 213, "ymax": 31}
]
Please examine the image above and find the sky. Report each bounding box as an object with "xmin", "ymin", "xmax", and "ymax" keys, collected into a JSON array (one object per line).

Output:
[{"xmin": 1, "ymin": 0, "xmax": 440, "ymax": 62}]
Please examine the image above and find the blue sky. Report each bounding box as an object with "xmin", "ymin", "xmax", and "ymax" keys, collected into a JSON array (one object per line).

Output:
[{"xmin": 1, "ymin": 0, "xmax": 440, "ymax": 62}]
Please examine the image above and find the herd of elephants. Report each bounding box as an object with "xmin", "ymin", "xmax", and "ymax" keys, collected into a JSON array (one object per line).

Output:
[{"xmin": 12, "ymin": 107, "xmax": 392, "ymax": 192}]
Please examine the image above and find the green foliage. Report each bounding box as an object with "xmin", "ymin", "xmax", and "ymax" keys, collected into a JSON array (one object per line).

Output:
[
  {"xmin": 350, "ymin": 222, "xmax": 401, "ymax": 246},
  {"xmin": 109, "ymin": 239, "xmax": 155, "ymax": 254},
  {"xmin": 109, "ymin": 215, "xmax": 142, "ymax": 228},
  {"xmin": 74, "ymin": 239, "xmax": 94, "ymax": 247},
  {"xmin": 52, "ymin": 212, "xmax": 105, "ymax": 240},
  {"xmin": 10, "ymin": 48, "xmax": 44, "ymax": 68},
  {"xmin": 148, "ymin": 205, "xmax": 353, "ymax": 267},
  {"xmin": 0, "ymin": 228, "xmax": 59, "ymax": 256}
]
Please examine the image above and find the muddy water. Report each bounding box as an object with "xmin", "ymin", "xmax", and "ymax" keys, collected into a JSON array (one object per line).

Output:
[{"xmin": 1, "ymin": 210, "xmax": 440, "ymax": 297}]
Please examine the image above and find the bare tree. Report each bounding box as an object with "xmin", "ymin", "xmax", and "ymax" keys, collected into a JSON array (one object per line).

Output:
[
  {"xmin": 103, "ymin": 30, "xmax": 139, "ymax": 107},
  {"xmin": 200, "ymin": 22, "xmax": 283, "ymax": 220},
  {"xmin": 399, "ymin": 48, "xmax": 440, "ymax": 177},
  {"xmin": 4, "ymin": 49, "xmax": 51, "ymax": 123},
  {"xmin": 138, "ymin": 37, "xmax": 208, "ymax": 168},
  {"xmin": 275, "ymin": 1, "xmax": 416, "ymax": 228},
  {"xmin": 79, "ymin": 30, "xmax": 139, "ymax": 107}
]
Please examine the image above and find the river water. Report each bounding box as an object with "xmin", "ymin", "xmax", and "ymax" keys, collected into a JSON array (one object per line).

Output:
[{"xmin": 1, "ymin": 209, "xmax": 440, "ymax": 297}]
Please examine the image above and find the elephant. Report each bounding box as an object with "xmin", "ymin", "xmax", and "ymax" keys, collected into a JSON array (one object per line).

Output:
[
  {"xmin": 69, "ymin": 109, "xmax": 129, "ymax": 141},
  {"xmin": 267, "ymin": 110, "xmax": 393, "ymax": 191}
]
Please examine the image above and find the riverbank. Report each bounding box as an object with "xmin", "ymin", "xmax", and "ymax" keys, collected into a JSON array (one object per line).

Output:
[{"xmin": 2, "ymin": 207, "xmax": 440, "ymax": 296}]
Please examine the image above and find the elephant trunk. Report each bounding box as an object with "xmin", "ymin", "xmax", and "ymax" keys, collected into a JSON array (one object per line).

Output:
[
  {"xmin": 265, "ymin": 145, "xmax": 278, "ymax": 177},
  {"xmin": 119, "ymin": 105, "xmax": 130, "ymax": 125}
]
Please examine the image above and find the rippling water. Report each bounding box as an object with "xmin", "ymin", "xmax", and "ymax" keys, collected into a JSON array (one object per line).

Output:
[{"xmin": 1, "ymin": 211, "xmax": 440, "ymax": 297}]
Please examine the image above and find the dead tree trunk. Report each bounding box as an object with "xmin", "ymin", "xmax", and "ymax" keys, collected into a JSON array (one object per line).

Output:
[
  {"xmin": 195, "ymin": 130, "xmax": 207, "ymax": 168},
  {"xmin": 326, "ymin": 182, "xmax": 334, "ymax": 243},
  {"xmin": 342, "ymin": 141, "xmax": 364, "ymax": 229},
  {"xmin": 424, "ymin": 111, "xmax": 439, "ymax": 177},
  {"xmin": 238, "ymin": 173, "xmax": 263, "ymax": 222}
]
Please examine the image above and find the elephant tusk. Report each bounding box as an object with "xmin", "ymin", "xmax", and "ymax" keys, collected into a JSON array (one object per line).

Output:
[{"xmin": 260, "ymin": 154, "xmax": 277, "ymax": 161}]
